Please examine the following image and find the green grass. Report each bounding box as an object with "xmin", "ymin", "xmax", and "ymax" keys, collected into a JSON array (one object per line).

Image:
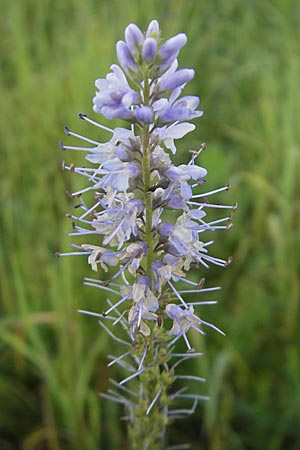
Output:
[{"xmin": 1, "ymin": 0, "xmax": 300, "ymax": 449}]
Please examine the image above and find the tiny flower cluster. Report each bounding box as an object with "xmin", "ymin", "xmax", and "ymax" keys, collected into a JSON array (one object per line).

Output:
[
  {"xmin": 93, "ymin": 20, "xmax": 202, "ymax": 127},
  {"xmin": 58, "ymin": 20, "xmax": 235, "ymax": 445}
]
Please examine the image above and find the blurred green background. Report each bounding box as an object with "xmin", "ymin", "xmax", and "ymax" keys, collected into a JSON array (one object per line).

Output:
[{"xmin": 1, "ymin": 0, "xmax": 300, "ymax": 449}]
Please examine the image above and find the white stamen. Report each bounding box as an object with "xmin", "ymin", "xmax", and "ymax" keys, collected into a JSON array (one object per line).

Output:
[
  {"xmin": 78, "ymin": 113, "xmax": 113, "ymax": 133},
  {"xmin": 146, "ymin": 387, "xmax": 162, "ymax": 415},
  {"xmin": 64, "ymin": 126, "xmax": 100, "ymax": 145},
  {"xmin": 191, "ymin": 185, "xmax": 229, "ymax": 198}
]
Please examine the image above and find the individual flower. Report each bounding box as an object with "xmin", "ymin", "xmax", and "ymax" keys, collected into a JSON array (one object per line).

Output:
[{"xmin": 93, "ymin": 64, "xmax": 139, "ymax": 119}]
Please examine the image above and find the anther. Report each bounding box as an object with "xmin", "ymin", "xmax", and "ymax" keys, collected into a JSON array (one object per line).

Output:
[
  {"xmin": 226, "ymin": 222, "xmax": 233, "ymax": 231},
  {"xmin": 64, "ymin": 126, "xmax": 71, "ymax": 135},
  {"xmin": 95, "ymin": 252, "xmax": 102, "ymax": 262},
  {"xmin": 134, "ymin": 248, "xmax": 144, "ymax": 258},
  {"xmin": 197, "ymin": 278, "xmax": 205, "ymax": 289},
  {"xmin": 70, "ymin": 164, "xmax": 75, "ymax": 172},
  {"xmin": 78, "ymin": 112, "xmax": 87, "ymax": 120},
  {"xmin": 55, "ymin": 252, "xmax": 61, "ymax": 257},
  {"xmin": 200, "ymin": 143, "xmax": 206, "ymax": 151},
  {"xmin": 225, "ymin": 256, "xmax": 233, "ymax": 266},
  {"xmin": 187, "ymin": 348, "xmax": 196, "ymax": 354},
  {"xmin": 226, "ymin": 181, "xmax": 231, "ymax": 190},
  {"xmin": 157, "ymin": 315, "xmax": 163, "ymax": 327},
  {"xmin": 59, "ymin": 140, "xmax": 65, "ymax": 150},
  {"xmin": 66, "ymin": 190, "xmax": 73, "ymax": 198},
  {"xmin": 66, "ymin": 213, "xmax": 72, "ymax": 218},
  {"xmin": 61, "ymin": 160, "xmax": 66, "ymax": 171},
  {"xmin": 103, "ymin": 280, "xmax": 111, "ymax": 287},
  {"xmin": 90, "ymin": 210, "xmax": 98, "ymax": 219},
  {"xmin": 232, "ymin": 202, "xmax": 238, "ymax": 211},
  {"xmin": 74, "ymin": 204, "xmax": 81, "ymax": 209}
]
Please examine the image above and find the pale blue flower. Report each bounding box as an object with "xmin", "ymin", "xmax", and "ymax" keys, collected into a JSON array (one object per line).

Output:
[{"xmin": 93, "ymin": 65, "xmax": 139, "ymax": 119}]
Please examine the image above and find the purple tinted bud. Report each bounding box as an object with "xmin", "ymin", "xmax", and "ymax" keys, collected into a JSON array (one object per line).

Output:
[
  {"xmin": 159, "ymin": 69, "xmax": 194, "ymax": 91},
  {"xmin": 146, "ymin": 19, "xmax": 160, "ymax": 39},
  {"xmin": 125, "ymin": 23, "xmax": 144, "ymax": 56},
  {"xmin": 137, "ymin": 275, "xmax": 151, "ymax": 287},
  {"xmin": 142, "ymin": 38, "xmax": 157, "ymax": 61},
  {"xmin": 159, "ymin": 33, "xmax": 187, "ymax": 60},
  {"xmin": 134, "ymin": 106, "xmax": 153, "ymax": 123},
  {"xmin": 116, "ymin": 41, "xmax": 137, "ymax": 74}
]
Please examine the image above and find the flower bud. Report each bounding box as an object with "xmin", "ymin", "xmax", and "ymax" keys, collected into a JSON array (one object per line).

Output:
[
  {"xmin": 146, "ymin": 19, "xmax": 160, "ymax": 39},
  {"xmin": 125, "ymin": 23, "xmax": 144, "ymax": 56},
  {"xmin": 142, "ymin": 37, "xmax": 157, "ymax": 61},
  {"xmin": 116, "ymin": 41, "xmax": 137, "ymax": 74},
  {"xmin": 159, "ymin": 33, "xmax": 187, "ymax": 60},
  {"xmin": 134, "ymin": 106, "xmax": 153, "ymax": 123},
  {"xmin": 159, "ymin": 68, "xmax": 194, "ymax": 91}
]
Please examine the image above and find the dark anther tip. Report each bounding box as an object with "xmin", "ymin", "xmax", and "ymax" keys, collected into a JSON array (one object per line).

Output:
[
  {"xmin": 197, "ymin": 278, "xmax": 205, "ymax": 289},
  {"xmin": 187, "ymin": 348, "xmax": 196, "ymax": 354},
  {"xmin": 232, "ymin": 202, "xmax": 238, "ymax": 211},
  {"xmin": 54, "ymin": 252, "xmax": 60, "ymax": 257},
  {"xmin": 64, "ymin": 126, "xmax": 70, "ymax": 135},
  {"xmin": 59, "ymin": 140, "xmax": 65, "ymax": 150},
  {"xmin": 78, "ymin": 112, "xmax": 87, "ymax": 119},
  {"xmin": 226, "ymin": 256, "xmax": 233, "ymax": 266},
  {"xmin": 226, "ymin": 181, "xmax": 232, "ymax": 190}
]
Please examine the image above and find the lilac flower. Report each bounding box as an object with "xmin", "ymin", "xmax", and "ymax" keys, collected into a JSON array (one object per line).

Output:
[
  {"xmin": 93, "ymin": 64, "xmax": 139, "ymax": 119},
  {"xmin": 152, "ymin": 122, "xmax": 196, "ymax": 153},
  {"xmin": 58, "ymin": 19, "xmax": 235, "ymax": 450},
  {"xmin": 166, "ymin": 303, "xmax": 225, "ymax": 351}
]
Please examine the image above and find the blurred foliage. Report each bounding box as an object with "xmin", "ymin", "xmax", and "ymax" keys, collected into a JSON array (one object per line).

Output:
[{"xmin": 0, "ymin": 0, "xmax": 300, "ymax": 449}]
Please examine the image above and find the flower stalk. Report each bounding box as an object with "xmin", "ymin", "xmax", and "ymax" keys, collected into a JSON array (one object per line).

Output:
[
  {"xmin": 141, "ymin": 123, "xmax": 154, "ymax": 279},
  {"xmin": 58, "ymin": 19, "xmax": 235, "ymax": 449}
]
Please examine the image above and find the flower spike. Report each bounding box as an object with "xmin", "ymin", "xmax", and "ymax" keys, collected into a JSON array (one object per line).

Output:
[{"xmin": 58, "ymin": 19, "xmax": 234, "ymax": 450}]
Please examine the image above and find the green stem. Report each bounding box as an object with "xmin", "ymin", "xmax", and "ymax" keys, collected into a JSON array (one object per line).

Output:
[
  {"xmin": 141, "ymin": 75, "xmax": 154, "ymax": 281},
  {"xmin": 128, "ymin": 331, "xmax": 174, "ymax": 450}
]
